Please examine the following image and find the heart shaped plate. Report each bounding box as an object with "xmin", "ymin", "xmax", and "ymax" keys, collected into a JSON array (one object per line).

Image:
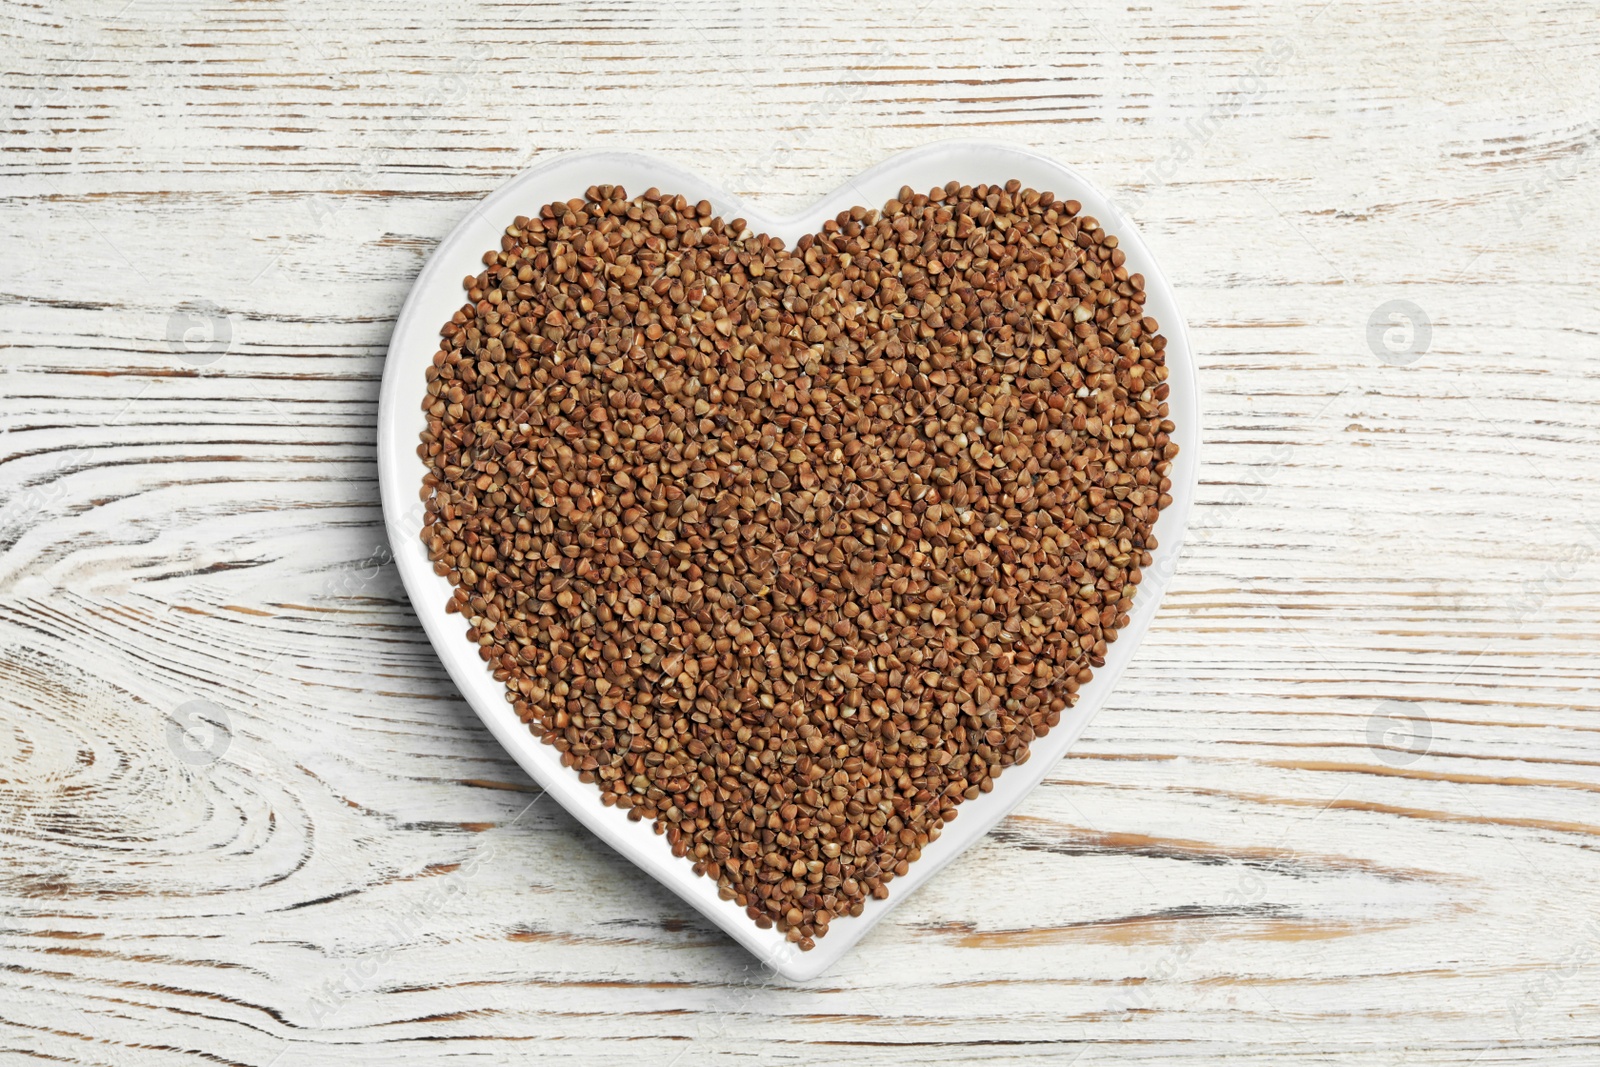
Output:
[{"xmin": 377, "ymin": 141, "xmax": 1200, "ymax": 980}]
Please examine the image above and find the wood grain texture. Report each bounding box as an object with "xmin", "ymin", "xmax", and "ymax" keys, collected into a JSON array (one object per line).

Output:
[{"xmin": 3, "ymin": 0, "xmax": 1600, "ymax": 1062}]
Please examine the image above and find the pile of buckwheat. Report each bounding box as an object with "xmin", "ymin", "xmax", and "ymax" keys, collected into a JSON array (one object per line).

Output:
[{"xmin": 417, "ymin": 180, "xmax": 1177, "ymax": 950}]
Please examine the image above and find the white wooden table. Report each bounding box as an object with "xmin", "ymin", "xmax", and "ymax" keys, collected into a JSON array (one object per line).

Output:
[{"xmin": 4, "ymin": 1, "xmax": 1600, "ymax": 1062}]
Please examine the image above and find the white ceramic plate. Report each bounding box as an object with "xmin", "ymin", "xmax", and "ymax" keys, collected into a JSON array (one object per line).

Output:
[{"xmin": 377, "ymin": 141, "xmax": 1200, "ymax": 981}]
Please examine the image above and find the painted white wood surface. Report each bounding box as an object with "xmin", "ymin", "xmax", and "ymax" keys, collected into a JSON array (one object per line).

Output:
[{"xmin": 3, "ymin": 1, "xmax": 1599, "ymax": 1063}]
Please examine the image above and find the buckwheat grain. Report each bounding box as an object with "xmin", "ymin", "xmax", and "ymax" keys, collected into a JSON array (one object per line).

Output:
[{"xmin": 418, "ymin": 180, "xmax": 1177, "ymax": 949}]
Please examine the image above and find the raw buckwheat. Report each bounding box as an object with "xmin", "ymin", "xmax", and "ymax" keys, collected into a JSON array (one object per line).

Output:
[{"xmin": 418, "ymin": 179, "xmax": 1177, "ymax": 949}]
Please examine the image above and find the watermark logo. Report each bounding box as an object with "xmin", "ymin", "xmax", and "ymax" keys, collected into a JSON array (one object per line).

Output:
[
  {"xmin": 166, "ymin": 301, "xmax": 233, "ymax": 366},
  {"xmin": 1507, "ymin": 916, "xmax": 1600, "ymax": 1034},
  {"xmin": 982, "ymin": 315, "xmax": 1045, "ymax": 359},
  {"xmin": 1366, "ymin": 700, "xmax": 1432, "ymax": 767},
  {"xmin": 321, "ymin": 541, "xmax": 396, "ymax": 599},
  {"xmin": 1120, "ymin": 35, "xmax": 1298, "ymax": 217},
  {"xmin": 1366, "ymin": 299, "xmax": 1431, "ymax": 367},
  {"xmin": 166, "ymin": 699, "xmax": 232, "ymax": 767}
]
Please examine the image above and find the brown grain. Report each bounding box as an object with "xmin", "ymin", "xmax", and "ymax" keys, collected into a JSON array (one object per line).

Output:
[{"xmin": 417, "ymin": 180, "xmax": 1177, "ymax": 949}]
